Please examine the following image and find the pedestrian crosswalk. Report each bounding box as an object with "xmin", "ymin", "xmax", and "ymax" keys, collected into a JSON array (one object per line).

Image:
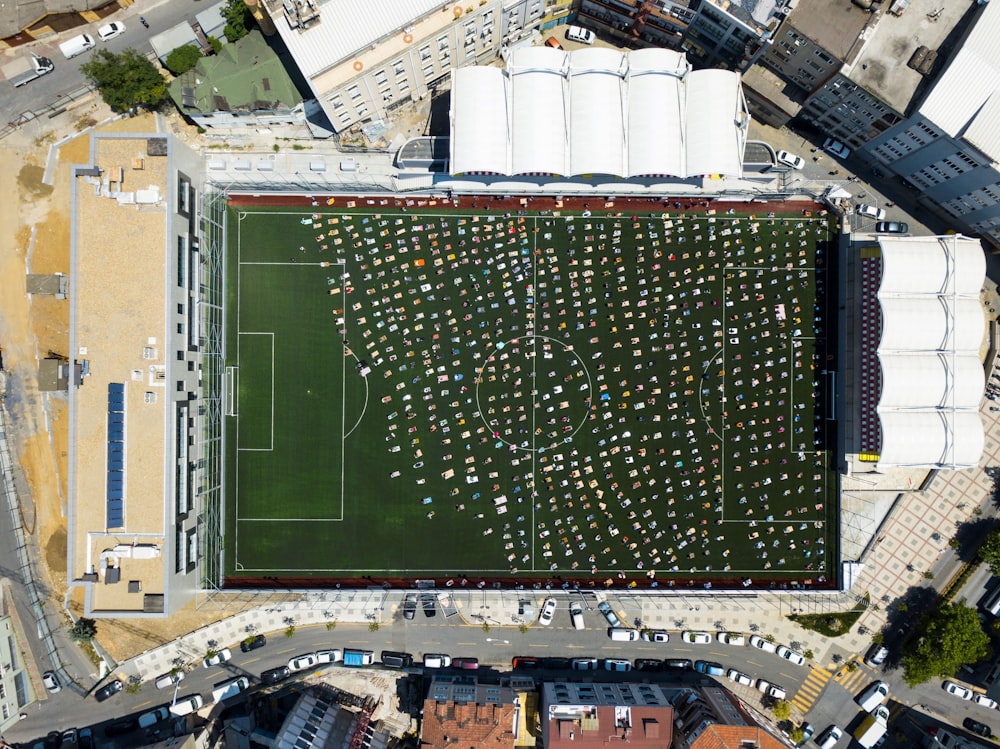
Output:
[{"xmin": 791, "ymin": 663, "xmax": 876, "ymax": 713}]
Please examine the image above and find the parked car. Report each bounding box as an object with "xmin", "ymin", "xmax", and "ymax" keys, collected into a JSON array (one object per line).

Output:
[
  {"xmin": 453, "ymin": 657, "xmax": 479, "ymax": 670},
  {"xmin": 203, "ymin": 648, "xmax": 233, "ymax": 668},
  {"xmin": 776, "ymin": 150, "xmax": 805, "ymax": 169},
  {"xmin": 749, "ymin": 635, "xmax": 778, "ymax": 653},
  {"xmin": 856, "ymin": 203, "xmax": 886, "ymax": 221},
  {"xmin": 569, "ymin": 602, "xmax": 585, "ymax": 630},
  {"xmin": 856, "ymin": 681, "xmax": 890, "ymax": 711},
  {"xmin": 694, "ymin": 660, "xmax": 725, "ymax": 676},
  {"xmin": 240, "ymin": 634, "xmax": 266, "ymax": 652},
  {"xmin": 402, "ymin": 593, "xmax": 417, "ymax": 620},
  {"xmin": 798, "ymin": 723, "xmax": 816, "ymax": 746},
  {"xmin": 864, "ymin": 645, "xmax": 889, "ymax": 668},
  {"xmin": 943, "ymin": 680, "xmax": 973, "ymax": 700},
  {"xmin": 315, "ymin": 649, "xmax": 343, "ymax": 664},
  {"xmin": 682, "ymin": 631, "xmax": 711, "ymax": 644},
  {"xmin": 380, "ymin": 651, "xmax": 413, "ymax": 669},
  {"xmin": 539, "ymin": 597, "xmax": 557, "ymax": 626},
  {"xmin": 544, "ymin": 36, "xmax": 563, "ymax": 49},
  {"xmin": 261, "ymin": 665, "xmax": 291, "ymax": 685},
  {"xmin": 634, "ymin": 658, "xmax": 663, "ymax": 671},
  {"xmin": 572, "ymin": 657, "xmax": 599, "ymax": 670},
  {"xmin": 598, "ymin": 601, "xmax": 621, "ymax": 628},
  {"xmin": 138, "ymin": 706, "xmax": 170, "ymax": 728},
  {"xmin": 964, "ymin": 718, "xmax": 992, "ymax": 738},
  {"xmin": 565, "ymin": 25, "xmax": 595, "ymax": 44},
  {"xmin": 664, "ymin": 658, "xmax": 693, "ymax": 670},
  {"xmin": 42, "ymin": 671, "xmax": 61, "ymax": 694},
  {"xmin": 974, "ymin": 693, "xmax": 998, "ymax": 709},
  {"xmin": 727, "ymin": 669, "xmax": 753, "ymax": 686},
  {"xmin": 169, "ymin": 695, "xmax": 204, "ymax": 717},
  {"xmin": 94, "ymin": 679, "xmax": 123, "ymax": 702},
  {"xmin": 717, "ymin": 632, "xmax": 745, "ymax": 646},
  {"xmin": 757, "ymin": 678, "xmax": 787, "ymax": 700},
  {"xmin": 604, "ymin": 658, "xmax": 632, "ymax": 672},
  {"xmin": 96, "ymin": 21, "xmax": 126, "ymax": 41},
  {"xmin": 154, "ymin": 670, "xmax": 184, "ymax": 689},
  {"xmin": 777, "ymin": 645, "xmax": 806, "ymax": 666},
  {"xmin": 874, "ymin": 221, "xmax": 908, "ymax": 234},
  {"xmin": 423, "ymin": 653, "xmax": 452, "ymax": 669},
  {"xmin": 608, "ymin": 627, "xmax": 640, "ymax": 641},
  {"xmin": 512, "ymin": 656, "xmax": 540, "ymax": 670},
  {"xmin": 544, "ymin": 657, "xmax": 571, "ymax": 670},
  {"xmin": 421, "ymin": 592, "xmax": 437, "ymax": 617},
  {"xmin": 287, "ymin": 653, "xmax": 319, "ymax": 672},
  {"xmin": 78, "ymin": 728, "xmax": 94, "ymax": 749},
  {"xmin": 641, "ymin": 629, "xmax": 669, "ymax": 643},
  {"xmin": 814, "ymin": 725, "xmax": 843, "ymax": 749},
  {"xmin": 822, "ymin": 138, "xmax": 851, "ymax": 159}
]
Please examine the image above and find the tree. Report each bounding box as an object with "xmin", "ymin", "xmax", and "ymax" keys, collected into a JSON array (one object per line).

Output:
[
  {"xmin": 164, "ymin": 44, "xmax": 202, "ymax": 76},
  {"xmin": 902, "ymin": 603, "xmax": 991, "ymax": 686},
  {"xmin": 80, "ymin": 48, "xmax": 167, "ymax": 113},
  {"xmin": 789, "ymin": 727, "xmax": 805, "ymax": 745},
  {"xmin": 68, "ymin": 617, "xmax": 97, "ymax": 642},
  {"xmin": 981, "ymin": 529, "xmax": 1000, "ymax": 576},
  {"xmin": 771, "ymin": 700, "xmax": 791, "ymax": 721},
  {"xmin": 222, "ymin": 0, "xmax": 254, "ymax": 42}
]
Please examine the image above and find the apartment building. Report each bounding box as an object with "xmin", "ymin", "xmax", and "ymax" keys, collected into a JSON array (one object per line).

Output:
[
  {"xmin": 577, "ymin": 0, "xmax": 788, "ymax": 71},
  {"xmin": 259, "ymin": 0, "xmax": 563, "ymax": 136},
  {"xmin": 864, "ymin": 0, "xmax": 1000, "ymax": 245}
]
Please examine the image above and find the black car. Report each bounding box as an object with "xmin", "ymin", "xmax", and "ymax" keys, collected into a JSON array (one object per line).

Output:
[
  {"xmin": 94, "ymin": 678, "xmax": 123, "ymax": 702},
  {"xmin": 634, "ymin": 658, "xmax": 664, "ymax": 671},
  {"xmin": 105, "ymin": 717, "xmax": 138, "ymax": 736},
  {"xmin": 963, "ymin": 718, "xmax": 991, "ymax": 738},
  {"xmin": 240, "ymin": 634, "xmax": 267, "ymax": 652},
  {"xmin": 874, "ymin": 220, "xmax": 908, "ymax": 234},
  {"xmin": 402, "ymin": 593, "xmax": 417, "ymax": 620},
  {"xmin": 663, "ymin": 658, "xmax": 694, "ymax": 670},
  {"xmin": 544, "ymin": 657, "xmax": 571, "ymax": 670},
  {"xmin": 420, "ymin": 593, "xmax": 437, "ymax": 617},
  {"xmin": 381, "ymin": 651, "xmax": 413, "ymax": 668},
  {"xmin": 261, "ymin": 665, "xmax": 290, "ymax": 685}
]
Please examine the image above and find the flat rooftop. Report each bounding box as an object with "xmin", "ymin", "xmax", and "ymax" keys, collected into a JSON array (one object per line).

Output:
[
  {"xmin": 783, "ymin": 0, "xmax": 872, "ymax": 65},
  {"xmin": 843, "ymin": 0, "xmax": 972, "ymax": 114},
  {"xmin": 70, "ymin": 135, "xmax": 171, "ymax": 614}
]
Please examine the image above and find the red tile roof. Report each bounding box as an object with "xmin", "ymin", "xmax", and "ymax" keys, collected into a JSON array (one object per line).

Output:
[{"xmin": 421, "ymin": 698, "xmax": 519, "ymax": 749}]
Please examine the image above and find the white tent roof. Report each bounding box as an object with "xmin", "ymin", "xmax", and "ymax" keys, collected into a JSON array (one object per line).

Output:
[
  {"xmin": 510, "ymin": 49, "xmax": 568, "ymax": 176},
  {"xmin": 878, "ymin": 353, "xmax": 984, "ymax": 410},
  {"xmin": 448, "ymin": 47, "xmax": 748, "ymax": 179},
  {"xmin": 878, "ymin": 410, "xmax": 985, "ymax": 469},
  {"xmin": 879, "ymin": 235, "xmax": 986, "ymax": 295},
  {"xmin": 685, "ymin": 69, "xmax": 746, "ymax": 178},
  {"xmin": 449, "ymin": 66, "xmax": 509, "ymax": 175},
  {"xmin": 568, "ymin": 48, "xmax": 626, "ymax": 177},
  {"xmin": 627, "ymin": 49, "xmax": 687, "ymax": 177},
  {"xmin": 879, "ymin": 296, "xmax": 985, "ymax": 352},
  {"xmin": 873, "ymin": 234, "xmax": 987, "ymax": 469}
]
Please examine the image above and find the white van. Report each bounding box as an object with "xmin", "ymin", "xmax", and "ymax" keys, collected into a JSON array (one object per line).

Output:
[
  {"xmin": 212, "ymin": 676, "xmax": 249, "ymax": 702},
  {"xmin": 855, "ymin": 681, "xmax": 889, "ymax": 712},
  {"xmin": 169, "ymin": 694, "xmax": 204, "ymax": 716},
  {"xmin": 565, "ymin": 25, "xmax": 595, "ymax": 44},
  {"xmin": 608, "ymin": 627, "xmax": 639, "ymax": 641},
  {"xmin": 981, "ymin": 587, "xmax": 1000, "ymax": 616},
  {"xmin": 59, "ymin": 33, "xmax": 96, "ymax": 59}
]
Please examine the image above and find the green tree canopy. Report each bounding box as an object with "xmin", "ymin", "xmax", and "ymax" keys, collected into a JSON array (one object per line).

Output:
[
  {"xmin": 164, "ymin": 44, "xmax": 202, "ymax": 76},
  {"xmin": 981, "ymin": 528, "xmax": 1000, "ymax": 575},
  {"xmin": 771, "ymin": 700, "xmax": 791, "ymax": 721},
  {"xmin": 902, "ymin": 602, "xmax": 991, "ymax": 686},
  {"xmin": 222, "ymin": 0, "xmax": 254, "ymax": 42},
  {"xmin": 68, "ymin": 617, "xmax": 97, "ymax": 643},
  {"xmin": 80, "ymin": 48, "xmax": 167, "ymax": 113}
]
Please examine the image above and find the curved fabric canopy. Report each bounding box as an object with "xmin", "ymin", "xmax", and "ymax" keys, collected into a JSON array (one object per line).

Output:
[
  {"xmin": 874, "ymin": 234, "xmax": 987, "ymax": 469},
  {"xmin": 448, "ymin": 46, "xmax": 746, "ymax": 178}
]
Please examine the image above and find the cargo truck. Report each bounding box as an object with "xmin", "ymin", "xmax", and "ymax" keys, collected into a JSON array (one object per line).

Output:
[
  {"xmin": 853, "ymin": 705, "xmax": 888, "ymax": 749},
  {"xmin": 7, "ymin": 54, "xmax": 54, "ymax": 87}
]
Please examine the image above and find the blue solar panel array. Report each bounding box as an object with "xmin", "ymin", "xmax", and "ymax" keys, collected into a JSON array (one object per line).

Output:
[{"xmin": 106, "ymin": 383, "xmax": 125, "ymax": 528}]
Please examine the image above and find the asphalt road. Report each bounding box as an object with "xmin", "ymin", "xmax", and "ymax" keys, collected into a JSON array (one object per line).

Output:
[{"xmin": 2, "ymin": 0, "xmax": 206, "ymax": 117}]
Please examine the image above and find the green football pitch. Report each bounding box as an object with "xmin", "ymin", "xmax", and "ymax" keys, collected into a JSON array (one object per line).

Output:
[{"xmin": 224, "ymin": 201, "xmax": 838, "ymax": 584}]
